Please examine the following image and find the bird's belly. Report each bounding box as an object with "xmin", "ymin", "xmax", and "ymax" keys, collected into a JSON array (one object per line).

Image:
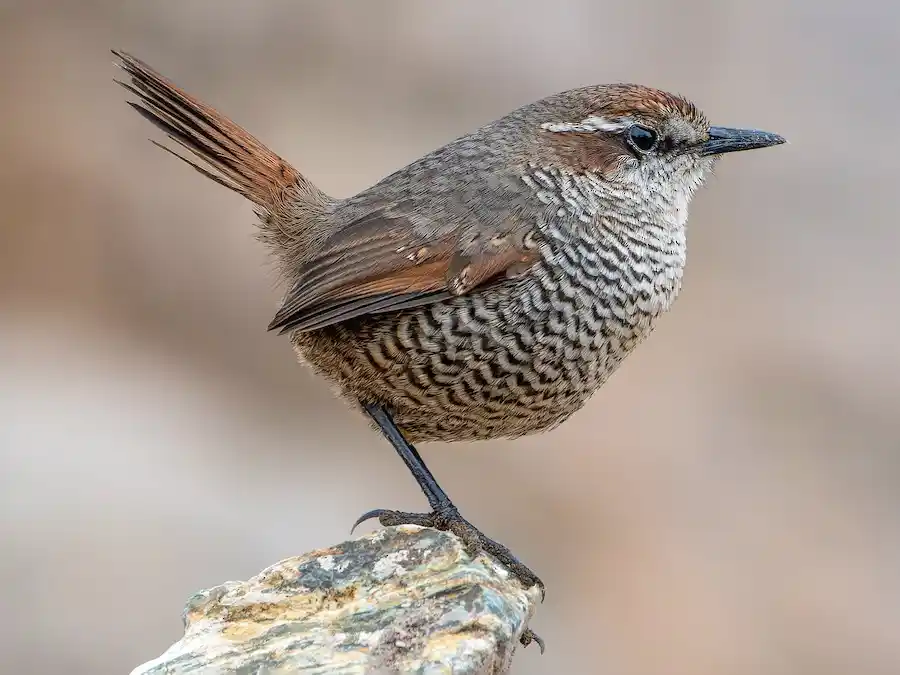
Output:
[{"xmin": 292, "ymin": 263, "xmax": 679, "ymax": 443}]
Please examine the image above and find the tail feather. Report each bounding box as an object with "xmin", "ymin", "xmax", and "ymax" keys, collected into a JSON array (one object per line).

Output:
[{"xmin": 112, "ymin": 49, "xmax": 320, "ymax": 211}]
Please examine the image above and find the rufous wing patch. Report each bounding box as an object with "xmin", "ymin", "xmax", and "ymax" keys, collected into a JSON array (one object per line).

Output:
[{"xmin": 268, "ymin": 210, "xmax": 539, "ymax": 333}]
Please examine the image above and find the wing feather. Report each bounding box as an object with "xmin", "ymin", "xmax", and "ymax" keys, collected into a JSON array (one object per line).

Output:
[{"xmin": 268, "ymin": 206, "xmax": 539, "ymax": 333}]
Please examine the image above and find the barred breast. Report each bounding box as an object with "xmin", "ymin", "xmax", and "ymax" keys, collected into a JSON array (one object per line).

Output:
[{"xmin": 293, "ymin": 171, "xmax": 687, "ymax": 443}]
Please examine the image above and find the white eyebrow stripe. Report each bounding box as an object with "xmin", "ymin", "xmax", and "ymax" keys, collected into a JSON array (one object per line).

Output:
[{"xmin": 540, "ymin": 116, "xmax": 632, "ymax": 134}]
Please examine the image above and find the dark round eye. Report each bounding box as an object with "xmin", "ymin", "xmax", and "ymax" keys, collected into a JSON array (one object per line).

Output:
[{"xmin": 627, "ymin": 125, "xmax": 658, "ymax": 153}]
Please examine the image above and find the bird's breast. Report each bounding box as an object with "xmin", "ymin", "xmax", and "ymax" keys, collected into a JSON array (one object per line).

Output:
[
  {"xmin": 290, "ymin": 179, "xmax": 687, "ymax": 442},
  {"xmin": 512, "ymin": 213, "xmax": 686, "ymax": 384}
]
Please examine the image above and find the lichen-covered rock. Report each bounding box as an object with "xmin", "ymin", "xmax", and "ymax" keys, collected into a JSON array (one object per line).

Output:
[{"xmin": 130, "ymin": 525, "xmax": 541, "ymax": 674}]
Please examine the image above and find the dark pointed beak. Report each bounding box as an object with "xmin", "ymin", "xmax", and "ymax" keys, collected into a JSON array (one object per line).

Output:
[{"xmin": 699, "ymin": 126, "xmax": 786, "ymax": 156}]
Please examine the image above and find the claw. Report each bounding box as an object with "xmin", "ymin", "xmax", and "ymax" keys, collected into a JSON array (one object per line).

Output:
[
  {"xmin": 350, "ymin": 508, "xmax": 390, "ymax": 534},
  {"xmin": 350, "ymin": 507, "xmax": 544, "ymax": 611},
  {"xmin": 519, "ymin": 628, "xmax": 545, "ymax": 654}
]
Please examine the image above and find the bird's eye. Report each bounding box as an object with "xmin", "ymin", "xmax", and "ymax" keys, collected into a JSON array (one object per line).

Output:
[{"xmin": 627, "ymin": 125, "xmax": 658, "ymax": 154}]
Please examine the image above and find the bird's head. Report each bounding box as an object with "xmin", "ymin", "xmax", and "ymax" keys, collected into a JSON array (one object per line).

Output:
[{"xmin": 520, "ymin": 83, "xmax": 785, "ymax": 222}]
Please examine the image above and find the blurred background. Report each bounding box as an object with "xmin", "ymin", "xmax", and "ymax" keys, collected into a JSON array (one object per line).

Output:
[{"xmin": 1, "ymin": 1, "xmax": 898, "ymax": 674}]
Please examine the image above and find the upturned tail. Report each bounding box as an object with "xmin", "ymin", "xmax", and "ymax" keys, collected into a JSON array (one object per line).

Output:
[{"xmin": 112, "ymin": 50, "xmax": 331, "ymax": 259}]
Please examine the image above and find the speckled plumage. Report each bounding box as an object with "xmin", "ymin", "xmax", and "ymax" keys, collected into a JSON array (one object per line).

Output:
[
  {"xmin": 114, "ymin": 53, "xmax": 720, "ymax": 444},
  {"xmin": 283, "ymin": 89, "xmax": 709, "ymax": 442},
  {"xmin": 115, "ymin": 50, "xmax": 785, "ymax": 613},
  {"xmin": 293, "ymin": 165, "xmax": 689, "ymax": 442}
]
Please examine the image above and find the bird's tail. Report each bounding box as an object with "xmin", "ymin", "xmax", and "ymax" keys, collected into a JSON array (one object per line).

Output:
[{"xmin": 112, "ymin": 49, "xmax": 329, "ymax": 216}]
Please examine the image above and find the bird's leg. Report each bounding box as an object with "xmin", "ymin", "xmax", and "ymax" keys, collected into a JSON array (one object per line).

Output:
[
  {"xmin": 359, "ymin": 403, "xmax": 451, "ymax": 510},
  {"xmin": 353, "ymin": 403, "xmax": 545, "ymax": 649}
]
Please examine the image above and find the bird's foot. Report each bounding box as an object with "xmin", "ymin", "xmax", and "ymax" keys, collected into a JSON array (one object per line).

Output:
[
  {"xmin": 352, "ymin": 504, "xmax": 545, "ymax": 649},
  {"xmin": 518, "ymin": 628, "xmax": 546, "ymax": 654}
]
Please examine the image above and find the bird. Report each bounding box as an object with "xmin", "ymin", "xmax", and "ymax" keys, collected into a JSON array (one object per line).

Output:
[{"xmin": 113, "ymin": 50, "xmax": 785, "ymax": 649}]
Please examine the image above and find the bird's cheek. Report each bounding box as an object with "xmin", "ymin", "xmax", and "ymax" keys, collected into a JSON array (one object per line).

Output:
[{"xmin": 602, "ymin": 155, "xmax": 640, "ymax": 183}]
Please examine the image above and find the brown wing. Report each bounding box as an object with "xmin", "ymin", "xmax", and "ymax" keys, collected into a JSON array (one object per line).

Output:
[{"xmin": 267, "ymin": 204, "xmax": 539, "ymax": 333}]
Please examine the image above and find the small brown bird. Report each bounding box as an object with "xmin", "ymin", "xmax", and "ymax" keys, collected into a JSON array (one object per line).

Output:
[{"xmin": 114, "ymin": 50, "xmax": 784, "ymax": 646}]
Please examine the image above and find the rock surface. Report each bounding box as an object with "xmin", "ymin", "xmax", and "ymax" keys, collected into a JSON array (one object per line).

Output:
[{"xmin": 130, "ymin": 525, "xmax": 541, "ymax": 674}]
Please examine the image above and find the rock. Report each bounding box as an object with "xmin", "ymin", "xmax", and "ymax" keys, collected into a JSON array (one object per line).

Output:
[{"xmin": 130, "ymin": 525, "xmax": 541, "ymax": 674}]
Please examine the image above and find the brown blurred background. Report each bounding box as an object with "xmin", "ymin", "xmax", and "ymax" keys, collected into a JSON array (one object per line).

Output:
[{"xmin": 1, "ymin": 1, "xmax": 898, "ymax": 674}]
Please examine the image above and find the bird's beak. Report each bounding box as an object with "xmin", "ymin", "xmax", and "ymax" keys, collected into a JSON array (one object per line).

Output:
[{"xmin": 699, "ymin": 126, "xmax": 786, "ymax": 156}]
